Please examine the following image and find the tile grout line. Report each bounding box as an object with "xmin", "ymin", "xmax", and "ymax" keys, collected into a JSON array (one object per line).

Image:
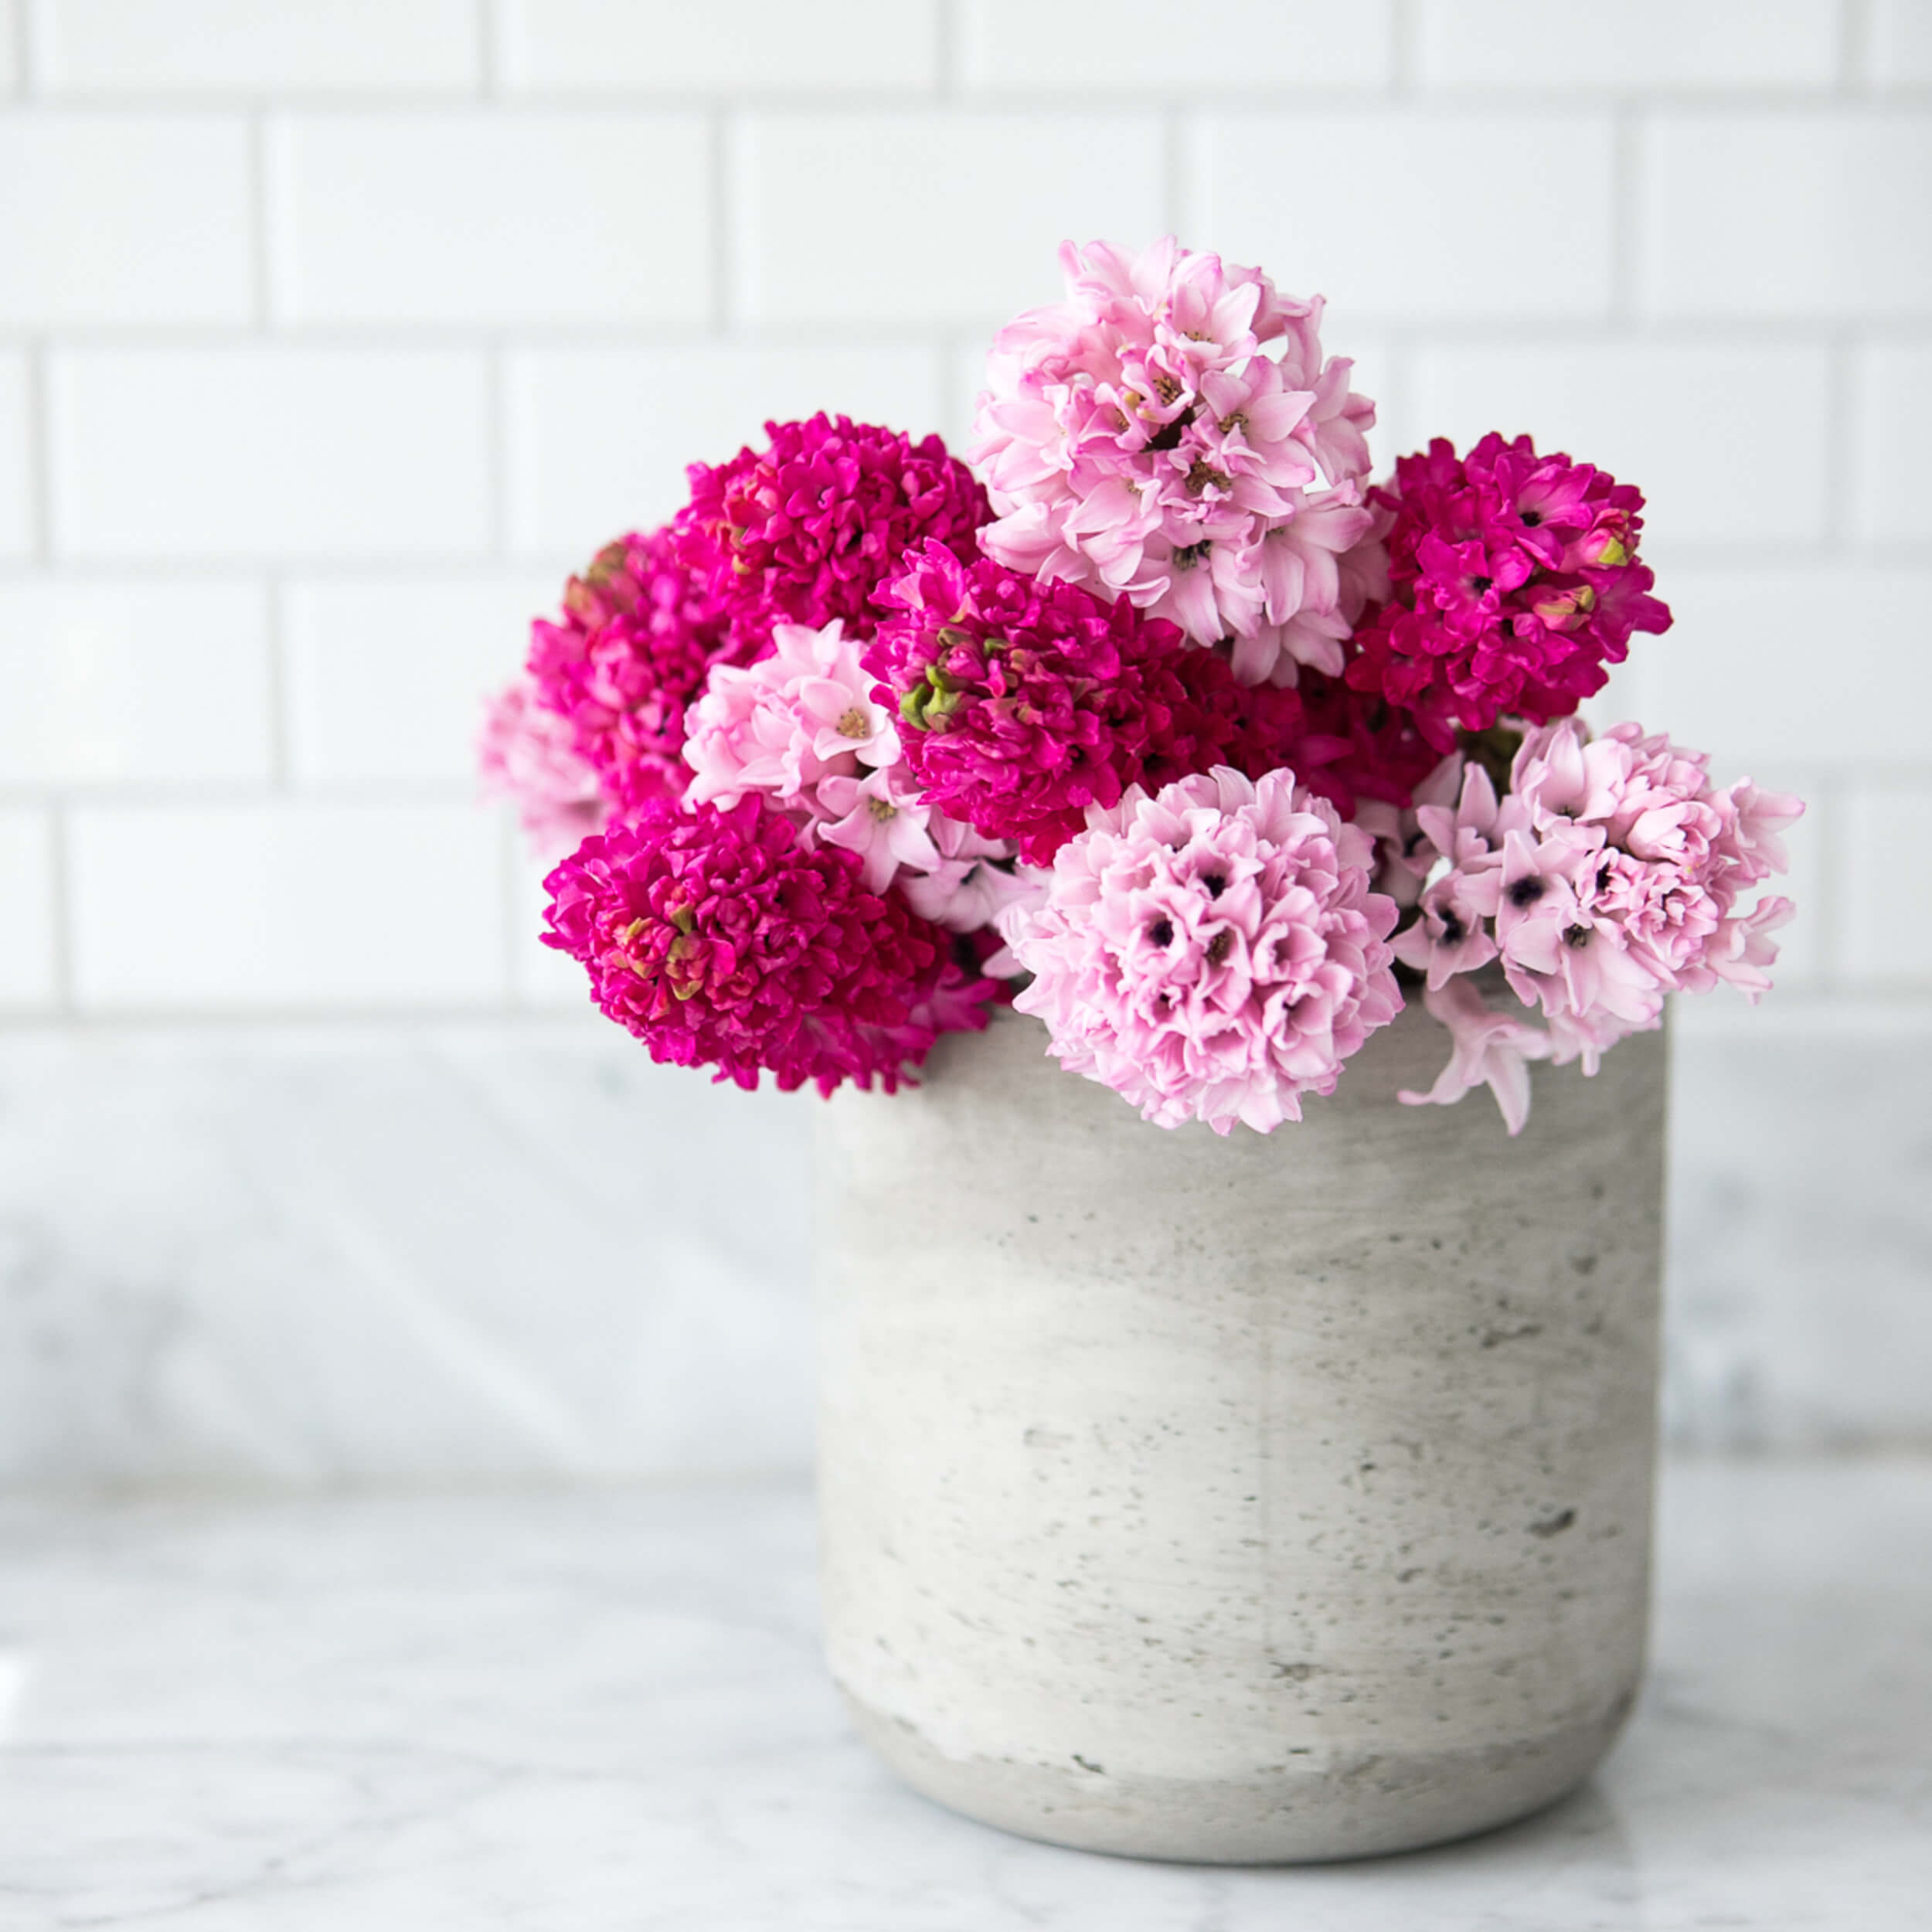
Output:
[
  {"xmin": 1822, "ymin": 328, "xmax": 1860, "ymax": 549},
  {"xmin": 1608, "ymin": 100, "xmax": 1639, "ymax": 329},
  {"xmin": 1389, "ymin": 0, "xmax": 1417, "ymax": 95},
  {"xmin": 934, "ymin": 0, "xmax": 958, "ymax": 101},
  {"xmin": 263, "ymin": 573, "xmax": 291, "ymax": 789},
  {"xmin": 26, "ymin": 337, "xmax": 52, "ymax": 565},
  {"xmin": 476, "ymin": 0, "xmax": 500, "ymax": 98},
  {"xmin": 15, "ymin": 0, "xmax": 38, "ymax": 93},
  {"xmin": 485, "ymin": 341, "xmax": 510, "ymax": 559},
  {"xmin": 1838, "ymin": 0, "xmax": 1871, "ymax": 95},
  {"xmin": 248, "ymin": 108, "xmax": 274, "ymax": 329},
  {"xmin": 709, "ymin": 104, "xmax": 736, "ymax": 336},
  {"xmin": 46, "ymin": 798, "xmax": 74, "ymax": 1016}
]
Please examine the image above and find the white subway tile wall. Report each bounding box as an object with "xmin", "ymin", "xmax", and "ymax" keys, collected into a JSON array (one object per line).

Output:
[
  {"xmin": 1, "ymin": 0, "xmax": 1928, "ymax": 1468},
  {"xmin": 3, "ymin": 0, "xmax": 1918, "ymax": 1020}
]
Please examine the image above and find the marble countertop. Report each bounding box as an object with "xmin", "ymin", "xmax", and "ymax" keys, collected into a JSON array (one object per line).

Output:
[{"xmin": 1, "ymin": 1461, "xmax": 1927, "ymax": 1930}]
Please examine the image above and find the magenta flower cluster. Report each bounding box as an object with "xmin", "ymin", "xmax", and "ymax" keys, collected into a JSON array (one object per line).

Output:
[
  {"xmin": 869, "ymin": 543, "xmax": 1309, "ymax": 865},
  {"xmin": 684, "ymin": 413, "xmax": 988, "ymax": 639},
  {"xmin": 971, "ymin": 239, "xmax": 1378, "ymax": 685},
  {"xmin": 1005, "ymin": 767, "xmax": 1401, "ymax": 1134},
  {"xmin": 474, "ymin": 235, "xmax": 1803, "ymax": 1129},
  {"xmin": 1345, "ymin": 434, "xmax": 1673, "ymax": 752},
  {"xmin": 542, "ymin": 794, "xmax": 993, "ymax": 1097},
  {"xmin": 525, "ymin": 529, "xmax": 750, "ymax": 818},
  {"xmin": 1391, "ymin": 719, "xmax": 1802, "ymax": 1130}
]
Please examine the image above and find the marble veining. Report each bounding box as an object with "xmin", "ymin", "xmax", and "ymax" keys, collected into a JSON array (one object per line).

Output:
[
  {"xmin": 2, "ymin": 1019, "xmax": 1929, "ymax": 1485},
  {"xmin": 0, "ymin": 1460, "xmax": 1926, "ymax": 1928}
]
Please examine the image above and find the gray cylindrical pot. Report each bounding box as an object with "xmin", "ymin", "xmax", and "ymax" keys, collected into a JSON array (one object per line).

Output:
[{"xmin": 814, "ymin": 996, "xmax": 1667, "ymax": 1864}]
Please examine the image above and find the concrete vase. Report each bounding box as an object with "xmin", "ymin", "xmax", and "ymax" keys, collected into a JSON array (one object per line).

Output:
[{"xmin": 814, "ymin": 997, "xmax": 1668, "ymax": 1862}]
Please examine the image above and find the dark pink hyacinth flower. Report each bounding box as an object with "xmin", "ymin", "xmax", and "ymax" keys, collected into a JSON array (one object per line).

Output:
[
  {"xmin": 682, "ymin": 413, "xmax": 989, "ymax": 640},
  {"xmin": 526, "ymin": 528, "xmax": 753, "ymax": 816},
  {"xmin": 541, "ymin": 794, "xmax": 994, "ymax": 1097},
  {"xmin": 1344, "ymin": 434, "xmax": 1672, "ymax": 752}
]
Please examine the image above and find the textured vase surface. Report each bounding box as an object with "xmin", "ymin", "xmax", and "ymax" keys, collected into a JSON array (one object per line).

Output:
[{"xmin": 814, "ymin": 998, "xmax": 1668, "ymax": 1863}]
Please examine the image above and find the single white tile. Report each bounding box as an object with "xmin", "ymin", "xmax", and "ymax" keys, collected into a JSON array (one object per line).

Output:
[
  {"xmin": 284, "ymin": 573, "xmax": 560, "ymax": 786},
  {"xmin": 733, "ymin": 111, "xmax": 1165, "ymax": 327},
  {"xmin": 0, "ymin": 114, "xmax": 253, "ymax": 325},
  {"xmin": 0, "ymin": 580, "xmax": 270, "ymax": 785},
  {"xmin": 1867, "ymin": 0, "xmax": 1932, "ymax": 88},
  {"xmin": 37, "ymin": 0, "xmax": 479, "ymax": 92},
  {"xmin": 0, "ymin": 808, "xmax": 56, "ymax": 1008},
  {"xmin": 1641, "ymin": 114, "xmax": 1932, "ymax": 320},
  {"xmin": 69, "ymin": 802, "xmax": 507, "ymax": 1008},
  {"xmin": 49, "ymin": 349, "xmax": 492, "ymax": 560},
  {"xmin": 1416, "ymin": 0, "xmax": 1840, "ymax": 89},
  {"xmin": 505, "ymin": 345, "xmax": 944, "ymax": 555},
  {"xmin": 1841, "ymin": 783, "xmax": 1932, "ymax": 987},
  {"xmin": 0, "ymin": 350, "xmax": 29, "ymax": 557},
  {"xmin": 1188, "ymin": 110, "xmax": 1616, "ymax": 323},
  {"xmin": 1638, "ymin": 568, "xmax": 1931, "ymax": 767},
  {"xmin": 1404, "ymin": 341, "xmax": 1835, "ymax": 547},
  {"xmin": 269, "ymin": 112, "xmax": 709, "ymax": 326},
  {"xmin": 960, "ymin": 0, "xmax": 1392, "ymax": 90},
  {"xmin": 1852, "ymin": 342, "xmax": 1932, "ymax": 545},
  {"xmin": 499, "ymin": 0, "xmax": 937, "ymax": 92},
  {"xmin": 0, "ymin": 0, "xmax": 17, "ymax": 93}
]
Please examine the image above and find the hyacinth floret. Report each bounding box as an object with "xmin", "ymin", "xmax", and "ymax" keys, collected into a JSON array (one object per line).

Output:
[
  {"xmin": 682, "ymin": 413, "xmax": 988, "ymax": 639},
  {"xmin": 1003, "ymin": 767, "xmax": 1401, "ymax": 1134},
  {"xmin": 969, "ymin": 237, "xmax": 1378, "ymax": 685},
  {"xmin": 542, "ymin": 794, "xmax": 994, "ymax": 1097},
  {"xmin": 1345, "ymin": 434, "xmax": 1672, "ymax": 750},
  {"xmin": 523, "ymin": 526, "xmax": 750, "ymax": 817}
]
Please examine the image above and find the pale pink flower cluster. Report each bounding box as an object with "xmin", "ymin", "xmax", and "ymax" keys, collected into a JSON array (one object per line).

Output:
[
  {"xmin": 968, "ymin": 238, "xmax": 1379, "ymax": 688},
  {"xmin": 682, "ymin": 618, "xmax": 1036, "ymax": 930},
  {"xmin": 1393, "ymin": 719, "xmax": 1803, "ymax": 1131},
  {"xmin": 1003, "ymin": 767, "xmax": 1401, "ymax": 1134},
  {"xmin": 477, "ymin": 678, "xmax": 609, "ymax": 857}
]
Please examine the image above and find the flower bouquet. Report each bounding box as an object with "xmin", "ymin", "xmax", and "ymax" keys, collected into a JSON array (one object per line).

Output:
[
  {"xmin": 479, "ymin": 236, "xmax": 1803, "ymax": 1863},
  {"xmin": 484, "ymin": 237, "xmax": 1798, "ymax": 1139}
]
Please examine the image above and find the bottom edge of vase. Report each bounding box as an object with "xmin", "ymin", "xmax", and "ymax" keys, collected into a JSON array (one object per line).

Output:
[{"xmin": 841, "ymin": 1687, "xmax": 1634, "ymax": 1866}]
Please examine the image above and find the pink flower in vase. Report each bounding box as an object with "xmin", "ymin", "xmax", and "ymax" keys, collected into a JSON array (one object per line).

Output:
[
  {"xmin": 1003, "ymin": 766, "xmax": 1401, "ymax": 1134},
  {"xmin": 682, "ymin": 413, "xmax": 988, "ymax": 640},
  {"xmin": 1397, "ymin": 977, "xmax": 1553, "ymax": 1137},
  {"xmin": 969, "ymin": 237, "xmax": 1379, "ymax": 685},
  {"xmin": 541, "ymin": 794, "xmax": 993, "ymax": 1097}
]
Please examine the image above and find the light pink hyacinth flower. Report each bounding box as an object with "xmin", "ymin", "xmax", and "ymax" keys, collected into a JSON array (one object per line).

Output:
[
  {"xmin": 478, "ymin": 677, "xmax": 609, "ymax": 857},
  {"xmin": 1393, "ymin": 719, "xmax": 1803, "ymax": 1130},
  {"xmin": 969, "ymin": 237, "xmax": 1379, "ymax": 686},
  {"xmin": 681, "ymin": 617, "xmax": 1024, "ymax": 930},
  {"xmin": 1003, "ymin": 766, "xmax": 1401, "ymax": 1133}
]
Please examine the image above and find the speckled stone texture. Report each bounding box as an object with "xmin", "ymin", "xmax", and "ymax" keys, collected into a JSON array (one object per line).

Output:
[{"xmin": 814, "ymin": 998, "xmax": 1668, "ymax": 1863}]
